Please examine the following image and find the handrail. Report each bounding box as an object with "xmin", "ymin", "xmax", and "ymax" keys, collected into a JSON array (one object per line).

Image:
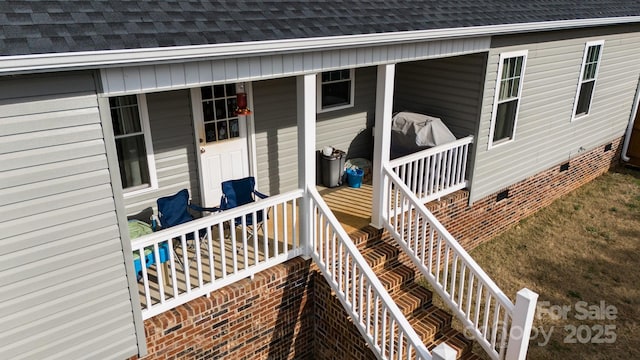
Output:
[
  {"xmin": 131, "ymin": 189, "xmax": 304, "ymax": 319},
  {"xmin": 389, "ymin": 136, "xmax": 473, "ymax": 204},
  {"xmin": 308, "ymin": 187, "xmax": 433, "ymax": 360},
  {"xmin": 381, "ymin": 165, "xmax": 536, "ymax": 360}
]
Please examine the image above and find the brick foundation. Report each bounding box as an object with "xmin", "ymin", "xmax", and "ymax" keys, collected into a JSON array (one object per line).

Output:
[
  {"xmin": 426, "ymin": 138, "xmax": 622, "ymax": 251},
  {"xmin": 130, "ymin": 258, "xmax": 373, "ymax": 360},
  {"xmin": 130, "ymin": 257, "xmax": 317, "ymax": 360}
]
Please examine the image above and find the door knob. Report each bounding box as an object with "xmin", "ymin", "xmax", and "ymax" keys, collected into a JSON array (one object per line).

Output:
[
  {"xmin": 199, "ymin": 138, "xmax": 204, "ymax": 144},
  {"xmin": 200, "ymin": 147, "xmax": 206, "ymax": 154}
]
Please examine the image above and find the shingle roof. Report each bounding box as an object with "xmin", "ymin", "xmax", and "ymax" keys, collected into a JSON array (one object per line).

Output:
[{"xmin": 2, "ymin": 1, "xmax": 640, "ymax": 56}]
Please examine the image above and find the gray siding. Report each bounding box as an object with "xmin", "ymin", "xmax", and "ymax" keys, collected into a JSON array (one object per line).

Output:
[
  {"xmin": 394, "ymin": 53, "xmax": 487, "ymax": 138},
  {"xmin": 253, "ymin": 77, "xmax": 299, "ymax": 195},
  {"xmin": 317, "ymin": 67, "xmax": 377, "ymax": 160},
  {"xmin": 470, "ymin": 26, "xmax": 640, "ymax": 202},
  {"xmin": 122, "ymin": 89, "xmax": 202, "ymax": 216},
  {"xmin": 0, "ymin": 72, "xmax": 139, "ymax": 358}
]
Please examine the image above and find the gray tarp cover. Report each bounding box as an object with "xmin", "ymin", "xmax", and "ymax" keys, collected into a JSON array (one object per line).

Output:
[{"xmin": 391, "ymin": 111, "xmax": 456, "ymax": 150}]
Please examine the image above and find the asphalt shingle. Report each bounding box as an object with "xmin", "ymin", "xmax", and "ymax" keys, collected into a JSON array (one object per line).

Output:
[{"xmin": 1, "ymin": 0, "xmax": 640, "ymax": 56}]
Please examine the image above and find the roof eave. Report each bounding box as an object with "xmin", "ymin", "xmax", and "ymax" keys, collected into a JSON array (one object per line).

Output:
[{"xmin": 1, "ymin": 16, "xmax": 639, "ymax": 75}]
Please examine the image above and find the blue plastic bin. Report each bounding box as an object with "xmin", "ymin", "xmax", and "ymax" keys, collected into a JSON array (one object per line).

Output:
[{"xmin": 346, "ymin": 168, "xmax": 364, "ymax": 188}]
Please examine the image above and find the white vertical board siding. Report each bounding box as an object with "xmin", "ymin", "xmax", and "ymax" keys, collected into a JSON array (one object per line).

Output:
[
  {"xmin": 316, "ymin": 67, "xmax": 377, "ymax": 159},
  {"xmin": 470, "ymin": 26, "xmax": 640, "ymax": 203},
  {"xmin": 122, "ymin": 89, "xmax": 202, "ymax": 215},
  {"xmin": 0, "ymin": 72, "xmax": 139, "ymax": 358},
  {"xmin": 394, "ymin": 53, "xmax": 487, "ymax": 138},
  {"xmin": 101, "ymin": 37, "xmax": 490, "ymax": 95},
  {"xmin": 252, "ymin": 77, "xmax": 299, "ymax": 195}
]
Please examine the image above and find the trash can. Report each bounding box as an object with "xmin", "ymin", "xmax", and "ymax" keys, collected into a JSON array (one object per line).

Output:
[
  {"xmin": 346, "ymin": 168, "xmax": 364, "ymax": 188},
  {"xmin": 321, "ymin": 149, "xmax": 346, "ymax": 187}
]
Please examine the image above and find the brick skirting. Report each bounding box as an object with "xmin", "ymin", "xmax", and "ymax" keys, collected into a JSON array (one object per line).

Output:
[{"xmin": 129, "ymin": 257, "xmax": 317, "ymax": 360}]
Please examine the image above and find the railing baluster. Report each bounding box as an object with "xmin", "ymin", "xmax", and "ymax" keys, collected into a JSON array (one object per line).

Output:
[
  {"xmin": 491, "ymin": 303, "xmax": 501, "ymax": 348},
  {"xmin": 446, "ymin": 148, "xmax": 454, "ymax": 189},
  {"xmin": 283, "ymin": 201, "xmax": 289, "ymax": 252},
  {"xmin": 483, "ymin": 293, "xmax": 492, "ymax": 340},
  {"xmin": 241, "ymin": 217, "xmax": 248, "ymax": 271},
  {"xmin": 427, "ymin": 228, "xmax": 435, "ymax": 275},
  {"xmin": 274, "ymin": 204, "xmax": 279, "ymax": 256},
  {"xmin": 417, "ymin": 157, "xmax": 425, "ymax": 198},
  {"xmin": 194, "ymin": 230, "xmax": 203, "ymax": 289},
  {"xmin": 457, "ymin": 263, "xmax": 466, "ymax": 309},
  {"xmin": 352, "ymin": 262, "xmax": 357, "ymax": 311},
  {"xmin": 292, "ymin": 197, "xmax": 297, "ymax": 249},
  {"xmin": 152, "ymin": 242, "xmax": 166, "ymax": 303},
  {"xmin": 218, "ymin": 224, "xmax": 226, "ymax": 279},
  {"xmin": 474, "ymin": 283, "xmax": 483, "ymax": 330},
  {"xmin": 139, "ymin": 248, "xmax": 152, "ymax": 309},
  {"xmin": 230, "ymin": 220, "xmax": 238, "ymax": 275},
  {"xmin": 366, "ymin": 283, "xmax": 372, "ymax": 335},
  {"xmin": 443, "ymin": 244, "xmax": 450, "ymax": 294},
  {"xmin": 168, "ymin": 238, "xmax": 179, "ymax": 297},
  {"xmin": 466, "ymin": 274, "xmax": 475, "ymax": 318},
  {"xmin": 450, "ymin": 253, "xmax": 458, "ymax": 302},
  {"xmin": 181, "ymin": 234, "xmax": 191, "ymax": 291}
]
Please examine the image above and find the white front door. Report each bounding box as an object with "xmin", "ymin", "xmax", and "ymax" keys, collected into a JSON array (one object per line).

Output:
[{"xmin": 191, "ymin": 84, "xmax": 250, "ymax": 207}]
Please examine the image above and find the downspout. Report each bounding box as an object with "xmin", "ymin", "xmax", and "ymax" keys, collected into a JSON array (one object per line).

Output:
[{"xmin": 621, "ymin": 75, "xmax": 640, "ymax": 162}]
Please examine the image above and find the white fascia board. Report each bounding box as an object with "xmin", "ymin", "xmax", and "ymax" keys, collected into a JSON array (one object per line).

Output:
[{"xmin": 1, "ymin": 16, "xmax": 639, "ymax": 75}]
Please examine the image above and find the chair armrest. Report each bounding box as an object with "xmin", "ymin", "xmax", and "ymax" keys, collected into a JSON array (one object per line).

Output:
[
  {"xmin": 189, "ymin": 203, "xmax": 220, "ymax": 213},
  {"xmin": 254, "ymin": 190, "xmax": 268, "ymax": 199}
]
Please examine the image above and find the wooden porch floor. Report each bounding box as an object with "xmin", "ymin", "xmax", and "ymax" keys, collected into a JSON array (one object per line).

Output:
[{"xmin": 137, "ymin": 182, "xmax": 375, "ymax": 310}]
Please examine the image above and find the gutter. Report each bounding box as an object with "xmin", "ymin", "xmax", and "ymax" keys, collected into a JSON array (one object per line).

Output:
[
  {"xmin": 621, "ymin": 75, "xmax": 640, "ymax": 162},
  {"xmin": 1, "ymin": 16, "xmax": 640, "ymax": 75}
]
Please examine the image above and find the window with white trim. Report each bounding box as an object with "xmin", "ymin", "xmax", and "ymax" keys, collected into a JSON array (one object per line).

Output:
[
  {"xmin": 573, "ymin": 41, "xmax": 604, "ymax": 120},
  {"xmin": 109, "ymin": 94, "xmax": 157, "ymax": 193},
  {"xmin": 318, "ymin": 69, "xmax": 355, "ymax": 112},
  {"xmin": 200, "ymin": 84, "xmax": 240, "ymax": 143},
  {"xmin": 489, "ymin": 51, "xmax": 528, "ymax": 148}
]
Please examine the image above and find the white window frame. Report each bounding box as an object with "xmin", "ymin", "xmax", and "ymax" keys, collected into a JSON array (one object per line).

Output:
[
  {"xmin": 317, "ymin": 69, "xmax": 355, "ymax": 113},
  {"xmin": 110, "ymin": 94, "xmax": 158, "ymax": 197},
  {"xmin": 488, "ymin": 50, "xmax": 528, "ymax": 150},
  {"xmin": 571, "ymin": 40, "xmax": 605, "ymax": 121}
]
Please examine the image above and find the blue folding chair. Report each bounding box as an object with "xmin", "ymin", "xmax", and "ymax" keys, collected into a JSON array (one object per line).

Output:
[
  {"xmin": 218, "ymin": 177, "xmax": 269, "ymax": 239},
  {"xmin": 157, "ymin": 189, "xmax": 217, "ymax": 266}
]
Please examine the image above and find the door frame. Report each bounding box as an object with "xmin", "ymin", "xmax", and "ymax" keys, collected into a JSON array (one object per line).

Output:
[{"xmin": 190, "ymin": 82, "xmax": 258, "ymax": 206}]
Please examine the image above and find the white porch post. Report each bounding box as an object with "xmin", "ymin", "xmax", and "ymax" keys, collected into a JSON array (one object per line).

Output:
[
  {"xmin": 297, "ymin": 73, "xmax": 317, "ymax": 256},
  {"xmin": 371, "ymin": 63, "xmax": 395, "ymax": 228},
  {"xmin": 506, "ymin": 288, "xmax": 539, "ymax": 360}
]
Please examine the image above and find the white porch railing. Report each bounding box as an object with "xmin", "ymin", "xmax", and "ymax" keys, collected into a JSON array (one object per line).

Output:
[
  {"xmin": 382, "ymin": 166, "xmax": 537, "ymax": 360},
  {"xmin": 389, "ymin": 136, "xmax": 473, "ymax": 203},
  {"xmin": 308, "ymin": 187, "xmax": 445, "ymax": 360},
  {"xmin": 131, "ymin": 190, "xmax": 304, "ymax": 320}
]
